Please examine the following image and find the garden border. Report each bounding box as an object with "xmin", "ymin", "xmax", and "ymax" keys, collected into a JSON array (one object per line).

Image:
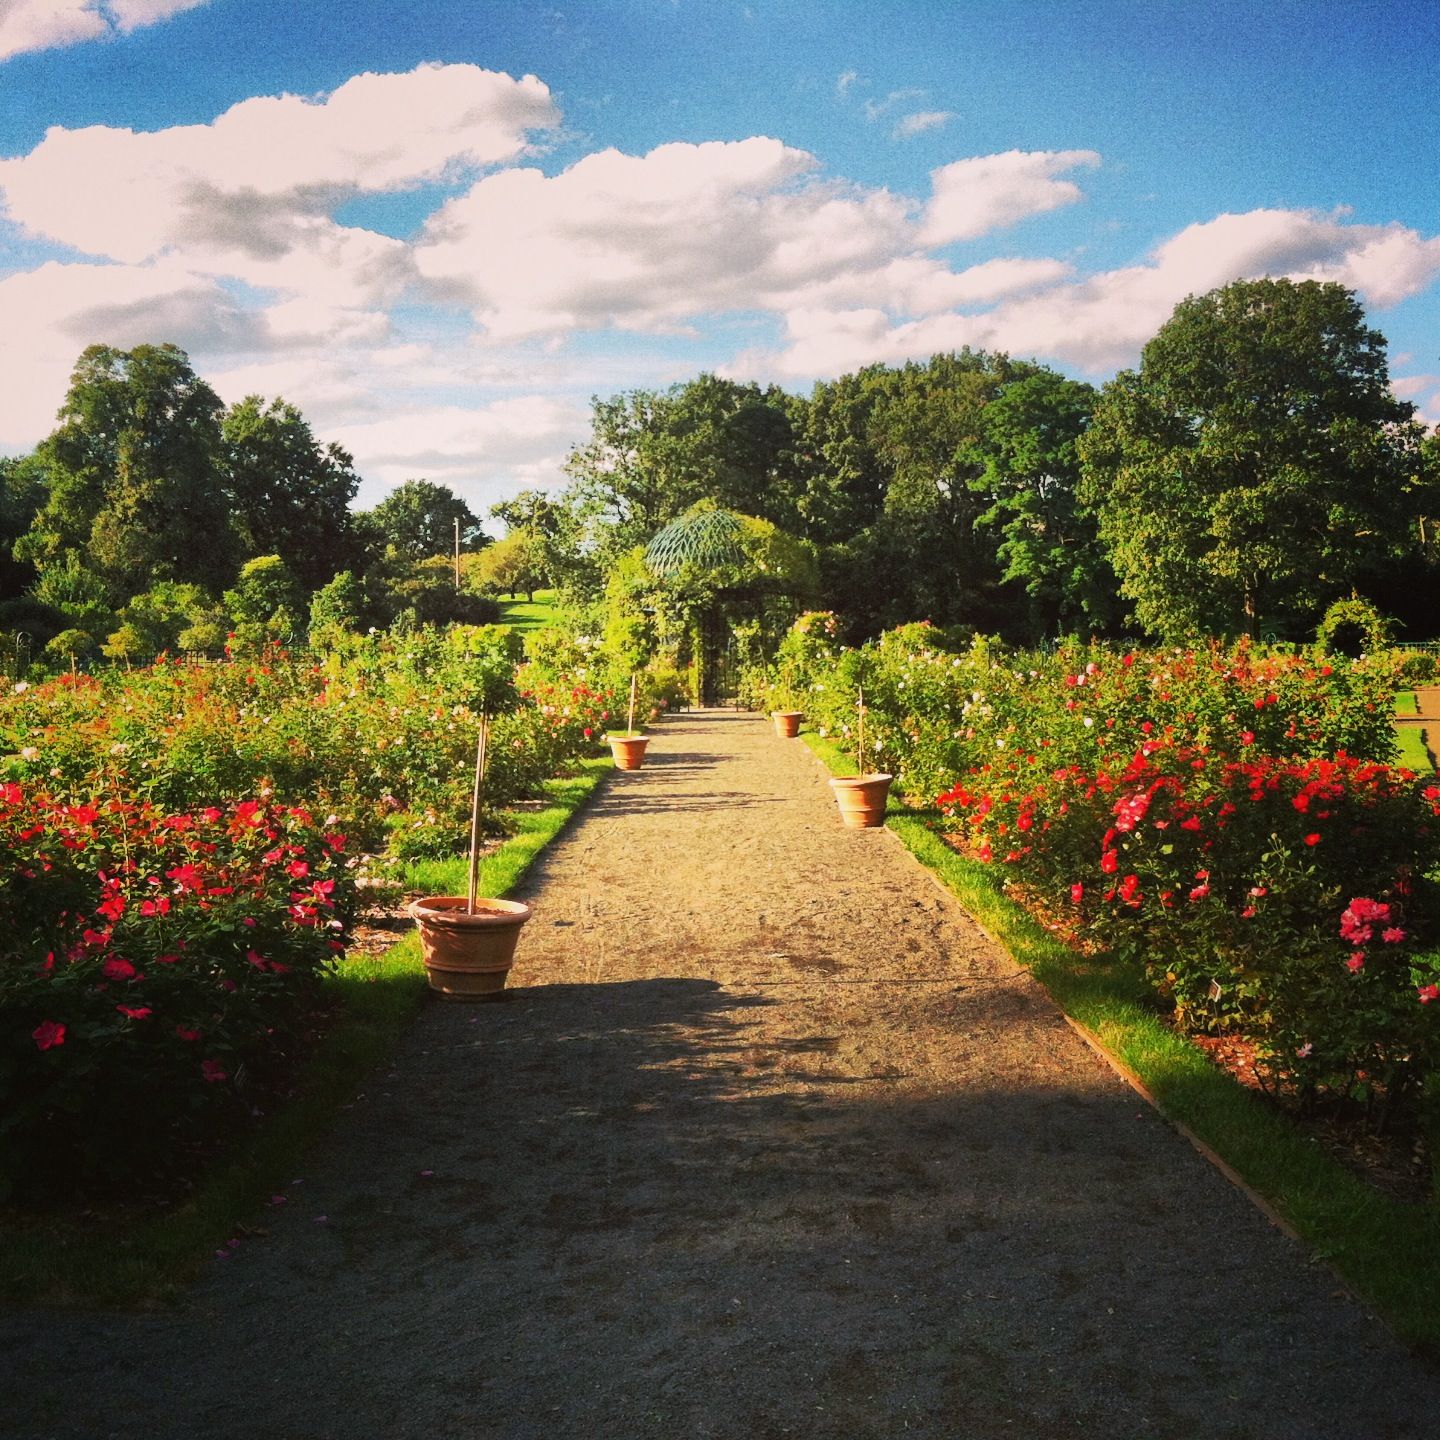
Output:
[
  {"xmin": 800, "ymin": 728, "xmax": 1438, "ymax": 1353},
  {"xmin": 0, "ymin": 753, "xmax": 615, "ymax": 1308}
]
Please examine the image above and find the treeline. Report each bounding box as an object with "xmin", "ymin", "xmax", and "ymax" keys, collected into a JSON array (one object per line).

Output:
[
  {"xmin": 4, "ymin": 277, "xmax": 1437, "ymax": 665},
  {"xmin": 534, "ymin": 276, "xmax": 1439, "ymax": 644},
  {"xmin": 0, "ymin": 343, "xmax": 500, "ymax": 665}
]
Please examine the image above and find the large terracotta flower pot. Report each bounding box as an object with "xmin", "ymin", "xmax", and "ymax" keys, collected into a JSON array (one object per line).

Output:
[
  {"xmin": 829, "ymin": 773, "xmax": 893, "ymax": 828},
  {"xmin": 771, "ymin": 710, "xmax": 804, "ymax": 738},
  {"xmin": 608, "ymin": 732, "xmax": 649, "ymax": 770},
  {"xmin": 409, "ymin": 896, "xmax": 532, "ymax": 1000}
]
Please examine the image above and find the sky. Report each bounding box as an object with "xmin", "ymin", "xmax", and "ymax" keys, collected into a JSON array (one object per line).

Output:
[{"xmin": 1, "ymin": 0, "xmax": 1437, "ymax": 513}]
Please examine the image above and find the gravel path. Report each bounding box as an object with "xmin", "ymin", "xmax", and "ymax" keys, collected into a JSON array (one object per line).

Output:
[{"xmin": 5, "ymin": 708, "xmax": 1439, "ymax": 1439}]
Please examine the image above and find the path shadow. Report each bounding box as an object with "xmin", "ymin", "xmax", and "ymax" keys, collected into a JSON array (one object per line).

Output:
[{"xmin": 10, "ymin": 973, "xmax": 1439, "ymax": 1439}]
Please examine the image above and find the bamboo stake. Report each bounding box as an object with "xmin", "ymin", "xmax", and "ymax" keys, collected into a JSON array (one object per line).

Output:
[
  {"xmin": 627, "ymin": 672, "xmax": 638, "ymax": 736},
  {"xmin": 466, "ymin": 709, "xmax": 489, "ymax": 913},
  {"xmin": 857, "ymin": 684, "xmax": 865, "ymax": 776}
]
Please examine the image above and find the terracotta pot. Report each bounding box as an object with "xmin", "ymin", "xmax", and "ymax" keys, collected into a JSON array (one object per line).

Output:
[
  {"xmin": 409, "ymin": 896, "xmax": 532, "ymax": 1000},
  {"xmin": 771, "ymin": 710, "xmax": 804, "ymax": 738},
  {"xmin": 608, "ymin": 733, "xmax": 649, "ymax": 770},
  {"xmin": 828, "ymin": 773, "xmax": 893, "ymax": 828}
]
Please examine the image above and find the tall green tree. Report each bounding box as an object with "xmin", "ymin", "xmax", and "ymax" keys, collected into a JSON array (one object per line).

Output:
[
  {"xmin": 221, "ymin": 396, "xmax": 362, "ymax": 591},
  {"xmin": 973, "ymin": 369, "xmax": 1117, "ymax": 638},
  {"xmin": 1078, "ymin": 278, "xmax": 1427, "ymax": 639},
  {"xmin": 0, "ymin": 453, "xmax": 45, "ymax": 601},
  {"xmin": 18, "ymin": 344, "xmax": 234, "ymax": 598},
  {"xmin": 360, "ymin": 479, "xmax": 485, "ymax": 562}
]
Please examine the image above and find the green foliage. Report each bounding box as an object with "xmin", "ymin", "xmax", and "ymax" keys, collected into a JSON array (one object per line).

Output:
[
  {"xmin": 1317, "ymin": 594, "xmax": 1394, "ymax": 657},
  {"xmin": 1079, "ymin": 278, "xmax": 1427, "ymax": 639},
  {"xmin": 221, "ymin": 395, "xmax": 361, "ymax": 591},
  {"xmin": 42, "ymin": 628, "xmax": 96, "ymax": 666},
  {"xmin": 362, "ymin": 479, "xmax": 484, "ymax": 562},
  {"xmin": 474, "ymin": 530, "xmax": 544, "ymax": 597},
  {"xmin": 0, "ymin": 795, "xmax": 353, "ymax": 1201},
  {"xmin": 19, "ymin": 344, "xmax": 236, "ymax": 599},
  {"xmin": 223, "ymin": 556, "xmax": 304, "ymax": 650}
]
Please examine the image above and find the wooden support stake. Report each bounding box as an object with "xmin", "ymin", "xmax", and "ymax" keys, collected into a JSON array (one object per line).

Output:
[
  {"xmin": 466, "ymin": 709, "xmax": 489, "ymax": 913},
  {"xmin": 628, "ymin": 672, "xmax": 638, "ymax": 736}
]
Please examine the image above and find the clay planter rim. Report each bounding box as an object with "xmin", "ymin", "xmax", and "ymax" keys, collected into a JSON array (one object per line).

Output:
[
  {"xmin": 828, "ymin": 772, "xmax": 894, "ymax": 788},
  {"xmin": 770, "ymin": 710, "xmax": 804, "ymax": 719},
  {"xmin": 408, "ymin": 895, "xmax": 532, "ymax": 928},
  {"xmin": 605, "ymin": 730, "xmax": 648, "ymax": 740}
]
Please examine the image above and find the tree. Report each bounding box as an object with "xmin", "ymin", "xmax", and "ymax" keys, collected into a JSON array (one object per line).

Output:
[
  {"xmin": 973, "ymin": 370, "xmax": 1118, "ymax": 638},
  {"xmin": 474, "ymin": 531, "xmax": 542, "ymax": 599},
  {"xmin": 1079, "ymin": 278, "xmax": 1427, "ymax": 639},
  {"xmin": 361, "ymin": 480, "xmax": 485, "ymax": 562},
  {"xmin": 221, "ymin": 396, "xmax": 362, "ymax": 591},
  {"xmin": 0, "ymin": 453, "xmax": 45, "ymax": 602},
  {"xmin": 489, "ymin": 489, "xmax": 569, "ymax": 592},
  {"xmin": 223, "ymin": 555, "xmax": 304, "ymax": 648},
  {"xmin": 18, "ymin": 344, "xmax": 234, "ymax": 599}
]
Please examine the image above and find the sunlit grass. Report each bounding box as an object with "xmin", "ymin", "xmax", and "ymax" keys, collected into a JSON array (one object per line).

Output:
[
  {"xmin": 0, "ymin": 757, "xmax": 610, "ymax": 1307},
  {"xmin": 496, "ymin": 588, "xmax": 559, "ymax": 634},
  {"xmin": 1396, "ymin": 690, "xmax": 1419, "ymax": 715},
  {"xmin": 804, "ymin": 730, "xmax": 1440, "ymax": 1352},
  {"xmin": 1395, "ymin": 724, "xmax": 1433, "ymax": 773}
]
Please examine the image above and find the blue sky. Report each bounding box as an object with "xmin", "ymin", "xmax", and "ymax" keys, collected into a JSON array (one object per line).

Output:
[{"xmin": 1, "ymin": 0, "xmax": 1437, "ymax": 509}]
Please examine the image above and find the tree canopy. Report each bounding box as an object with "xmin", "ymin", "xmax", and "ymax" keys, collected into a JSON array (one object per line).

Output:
[{"xmin": 1078, "ymin": 277, "xmax": 1428, "ymax": 639}]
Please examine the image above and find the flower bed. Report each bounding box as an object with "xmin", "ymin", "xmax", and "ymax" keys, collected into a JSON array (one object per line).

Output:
[
  {"xmin": 0, "ymin": 630, "xmax": 624, "ymax": 855},
  {"xmin": 1, "ymin": 787, "xmax": 355, "ymax": 1200},
  {"xmin": 788, "ymin": 630, "xmax": 1440, "ymax": 1142}
]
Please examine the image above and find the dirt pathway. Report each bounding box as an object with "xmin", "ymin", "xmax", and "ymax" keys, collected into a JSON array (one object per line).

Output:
[{"xmin": 5, "ymin": 709, "xmax": 1439, "ymax": 1439}]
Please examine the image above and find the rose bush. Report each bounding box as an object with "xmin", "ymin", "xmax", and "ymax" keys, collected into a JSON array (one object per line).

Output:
[
  {"xmin": 0, "ymin": 630, "xmax": 623, "ymax": 857},
  {"xmin": 0, "ymin": 787, "xmax": 356, "ymax": 1198},
  {"xmin": 795, "ymin": 628, "xmax": 1435, "ymax": 1120}
]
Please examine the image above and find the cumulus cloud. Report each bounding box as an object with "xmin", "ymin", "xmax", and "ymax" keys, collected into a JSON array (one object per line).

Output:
[
  {"xmin": 0, "ymin": 64, "xmax": 558, "ymax": 257},
  {"xmin": 0, "ymin": 259, "xmax": 259, "ymax": 444},
  {"xmin": 921, "ymin": 149, "xmax": 1100, "ymax": 245},
  {"xmin": 326, "ymin": 395, "xmax": 590, "ymax": 507},
  {"xmin": 0, "ymin": 63, "xmax": 559, "ymax": 392},
  {"xmin": 893, "ymin": 110, "xmax": 954, "ymax": 140},
  {"xmin": 414, "ymin": 137, "xmax": 918, "ymax": 337},
  {"xmin": 0, "ymin": 0, "xmax": 206, "ymax": 61},
  {"xmin": 738, "ymin": 205, "xmax": 1440, "ymax": 380}
]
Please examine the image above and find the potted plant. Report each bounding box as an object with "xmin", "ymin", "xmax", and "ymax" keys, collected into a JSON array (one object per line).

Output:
[
  {"xmin": 828, "ymin": 682, "xmax": 892, "ymax": 828},
  {"xmin": 410, "ymin": 647, "xmax": 532, "ymax": 999},
  {"xmin": 607, "ymin": 673, "xmax": 649, "ymax": 770}
]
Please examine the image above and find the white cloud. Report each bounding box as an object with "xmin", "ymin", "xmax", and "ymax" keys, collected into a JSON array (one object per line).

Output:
[
  {"xmin": 836, "ymin": 69, "xmax": 858, "ymax": 97},
  {"xmin": 327, "ymin": 395, "xmax": 589, "ymax": 508},
  {"xmin": 921, "ymin": 149, "xmax": 1100, "ymax": 245},
  {"xmin": 0, "ymin": 0, "xmax": 206, "ymax": 61},
  {"xmin": 738, "ymin": 206, "xmax": 1440, "ymax": 380},
  {"xmin": 107, "ymin": 0, "xmax": 207, "ymax": 28},
  {"xmin": 862, "ymin": 88, "xmax": 926, "ymax": 122},
  {"xmin": 414, "ymin": 137, "xmax": 917, "ymax": 337},
  {"xmin": 0, "ymin": 259, "xmax": 259, "ymax": 445},
  {"xmin": 0, "ymin": 64, "xmax": 558, "ymax": 368},
  {"xmin": 1394, "ymin": 373, "xmax": 1440, "ymax": 430},
  {"xmin": 0, "ymin": 64, "xmax": 558, "ymax": 261},
  {"xmin": 893, "ymin": 110, "xmax": 954, "ymax": 140}
]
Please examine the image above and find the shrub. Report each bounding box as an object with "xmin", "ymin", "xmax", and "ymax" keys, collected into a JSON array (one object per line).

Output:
[{"xmin": 0, "ymin": 788, "xmax": 355, "ymax": 1199}]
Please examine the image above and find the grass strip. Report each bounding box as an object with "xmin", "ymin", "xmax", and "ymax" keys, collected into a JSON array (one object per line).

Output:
[
  {"xmin": 0, "ymin": 756, "xmax": 610, "ymax": 1307},
  {"xmin": 1396, "ymin": 724, "xmax": 1434, "ymax": 774},
  {"xmin": 804, "ymin": 729, "xmax": 1440, "ymax": 1352},
  {"xmin": 495, "ymin": 588, "xmax": 560, "ymax": 634},
  {"xmin": 1396, "ymin": 690, "xmax": 1420, "ymax": 716}
]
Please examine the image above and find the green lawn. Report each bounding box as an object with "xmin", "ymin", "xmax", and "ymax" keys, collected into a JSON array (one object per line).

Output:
[
  {"xmin": 1396, "ymin": 690, "xmax": 1420, "ymax": 715},
  {"xmin": 1396, "ymin": 725, "xmax": 1434, "ymax": 773},
  {"xmin": 804, "ymin": 730, "xmax": 1440, "ymax": 1353},
  {"xmin": 496, "ymin": 588, "xmax": 560, "ymax": 633},
  {"xmin": 0, "ymin": 757, "xmax": 611, "ymax": 1307}
]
